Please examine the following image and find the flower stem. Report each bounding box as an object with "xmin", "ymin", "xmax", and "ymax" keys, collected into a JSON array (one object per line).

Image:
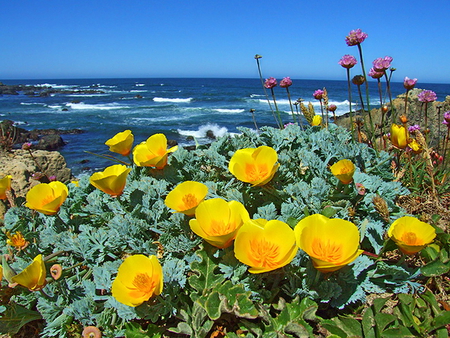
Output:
[
  {"xmin": 346, "ymin": 68, "xmax": 354, "ymax": 140},
  {"xmin": 270, "ymin": 88, "xmax": 283, "ymax": 128},
  {"xmin": 285, "ymin": 88, "xmax": 296, "ymax": 124}
]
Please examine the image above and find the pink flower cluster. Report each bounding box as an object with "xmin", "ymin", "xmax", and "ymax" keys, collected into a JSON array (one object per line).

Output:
[
  {"xmin": 368, "ymin": 68, "xmax": 384, "ymax": 79},
  {"xmin": 279, "ymin": 77, "xmax": 292, "ymax": 88},
  {"xmin": 313, "ymin": 89, "xmax": 324, "ymax": 100},
  {"xmin": 408, "ymin": 124, "xmax": 421, "ymax": 132},
  {"xmin": 338, "ymin": 55, "xmax": 357, "ymax": 69},
  {"xmin": 443, "ymin": 111, "xmax": 450, "ymax": 126},
  {"xmin": 403, "ymin": 77, "xmax": 418, "ymax": 90},
  {"xmin": 418, "ymin": 90, "xmax": 437, "ymax": 103},
  {"xmin": 372, "ymin": 56, "xmax": 393, "ymax": 72},
  {"xmin": 345, "ymin": 29, "xmax": 368, "ymax": 46},
  {"xmin": 264, "ymin": 77, "xmax": 277, "ymax": 89}
]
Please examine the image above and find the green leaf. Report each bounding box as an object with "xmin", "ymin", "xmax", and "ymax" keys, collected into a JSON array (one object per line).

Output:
[
  {"xmin": 361, "ymin": 308, "xmax": 376, "ymax": 338},
  {"xmin": 0, "ymin": 303, "xmax": 42, "ymax": 335},
  {"xmin": 124, "ymin": 322, "xmax": 162, "ymax": 338},
  {"xmin": 382, "ymin": 326, "xmax": 415, "ymax": 338},
  {"xmin": 430, "ymin": 311, "xmax": 450, "ymax": 331},
  {"xmin": 421, "ymin": 259, "xmax": 450, "ymax": 277},
  {"xmin": 374, "ymin": 313, "xmax": 396, "ymax": 332}
]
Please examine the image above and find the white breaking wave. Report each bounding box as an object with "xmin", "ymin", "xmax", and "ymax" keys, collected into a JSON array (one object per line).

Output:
[
  {"xmin": 135, "ymin": 83, "xmax": 145, "ymax": 87},
  {"xmin": 153, "ymin": 97, "xmax": 192, "ymax": 103},
  {"xmin": 177, "ymin": 123, "xmax": 228, "ymax": 139},
  {"xmin": 65, "ymin": 102, "xmax": 129, "ymax": 110},
  {"xmin": 213, "ymin": 108, "xmax": 245, "ymax": 113}
]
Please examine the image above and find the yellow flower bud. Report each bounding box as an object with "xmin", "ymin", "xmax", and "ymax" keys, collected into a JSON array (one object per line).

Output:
[
  {"xmin": 0, "ymin": 175, "xmax": 12, "ymax": 200},
  {"xmin": 133, "ymin": 133, "xmax": 178, "ymax": 169},
  {"xmin": 390, "ymin": 124, "xmax": 408, "ymax": 149},
  {"xmin": 105, "ymin": 130, "xmax": 134, "ymax": 156},
  {"xmin": 89, "ymin": 164, "xmax": 131, "ymax": 197}
]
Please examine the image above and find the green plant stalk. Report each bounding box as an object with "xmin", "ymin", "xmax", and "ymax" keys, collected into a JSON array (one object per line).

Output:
[
  {"xmin": 346, "ymin": 68, "xmax": 354, "ymax": 140},
  {"xmin": 384, "ymin": 72, "xmax": 395, "ymax": 124},
  {"xmin": 255, "ymin": 57, "xmax": 280, "ymax": 128},
  {"xmin": 357, "ymin": 43, "xmax": 373, "ymax": 137},
  {"xmin": 285, "ymin": 88, "xmax": 297, "ymax": 124},
  {"xmin": 270, "ymin": 87, "xmax": 283, "ymax": 128},
  {"xmin": 377, "ymin": 78, "xmax": 385, "ymax": 149}
]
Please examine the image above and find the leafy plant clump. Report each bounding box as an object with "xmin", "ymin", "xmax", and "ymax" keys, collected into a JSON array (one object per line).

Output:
[{"xmin": 0, "ymin": 124, "xmax": 448, "ymax": 337}]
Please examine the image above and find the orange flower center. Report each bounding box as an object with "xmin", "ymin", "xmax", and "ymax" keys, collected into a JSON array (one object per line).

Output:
[
  {"xmin": 130, "ymin": 273, "xmax": 155, "ymax": 298},
  {"xmin": 249, "ymin": 238, "xmax": 280, "ymax": 269},
  {"xmin": 311, "ymin": 238, "xmax": 343, "ymax": 264},
  {"xmin": 7, "ymin": 232, "xmax": 27, "ymax": 248},
  {"xmin": 400, "ymin": 232, "xmax": 422, "ymax": 246},
  {"xmin": 181, "ymin": 193, "xmax": 198, "ymax": 210},
  {"xmin": 245, "ymin": 163, "xmax": 269, "ymax": 182},
  {"xmin": 207, "ymin": 220, "xmax": 235, "ymax": 236}
]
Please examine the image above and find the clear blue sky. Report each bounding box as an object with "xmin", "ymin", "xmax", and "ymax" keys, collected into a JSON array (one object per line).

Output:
[{"xmin": 1, "ymin": 0, "xmax": 449, "ymax": 83}]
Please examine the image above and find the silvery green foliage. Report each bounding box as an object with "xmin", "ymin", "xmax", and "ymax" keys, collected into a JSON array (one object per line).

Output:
[{"xmin": 0, "ymin": 125, "xmax": 416, "ymax": 337}]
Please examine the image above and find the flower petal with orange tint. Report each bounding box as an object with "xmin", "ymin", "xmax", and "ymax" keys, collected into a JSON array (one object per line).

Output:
[
  {"xmin": 11, "ymin": 254, "xmax": 47, "ymax": 291},
  {"xmin": 133, "ymin": 133, "xmax": 178, "ymax": 169},
  {"xmin": 90, "ymin": 164, "xmax": 131, "ymax": 197},
  {"xmin": 330, "ymin": 159, "xmax": 356, "ymax": 184},
  {"xmin": 105, "ymin": 129, "xmax": 134, "ymax": 156},
  {"xmin": 164, "ymin": 181, "xmax": 208, "ymax": 216},
  {"xmin": 25, "ymin": 181, "xmax": 68, "ymax": 215}
]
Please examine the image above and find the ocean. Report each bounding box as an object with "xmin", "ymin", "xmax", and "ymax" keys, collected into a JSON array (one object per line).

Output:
[{"xmin": 1, "ymin": 77, "xmax": 449, "ymax": 176}]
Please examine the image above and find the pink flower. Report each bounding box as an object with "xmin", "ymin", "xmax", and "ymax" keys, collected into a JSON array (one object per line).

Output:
[
  {"xmin": 264, "ymin": 77, "xmax": 277, "ymax": 89},
  {"xmin": 355, "ymin": 183, "xmax": 366, "ymax": 195},
  {"xmin": 279, "ymin": 77, "xmax": 292, "ymax": 88},
  {"xmin": 368, "ymin": 67, "xmax": 384, "ymax": 79},
  {"xmin": 408, "ymin": 124, "xmax": 421, "ymax": 132},
  {"xmin": 345, "ymin": 29, "xmax": 368, "ymax": 46},
  {"xmin": 313, "ymin": 89, "xmax": 324, "ymax": 100},
  {"xmin": 328, "ymin": 104, "xmax": 337, "ymax": 112},
  {"xmin": 338, "ymin": 55, "xmax": 357, "ymax": 69},
  {"xmin": 403, "ymin": 77, "xmax": 418, "ymax": 90},
  {"xmin": 418, "ymin": 90, "xmax": 437, "ymax": 103},
  {"xmin": 443, "ymin": 111, "xmax": 450, "ymax": 125},
  {"xmin": 372, "ymin": 56, "xmax": 393, "ymax": 72}
]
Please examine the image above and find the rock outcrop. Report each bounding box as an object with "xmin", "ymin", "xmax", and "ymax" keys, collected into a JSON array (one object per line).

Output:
[{"xmin": 0, "ymin": 149, "xmax": 72, "ymax": 198}]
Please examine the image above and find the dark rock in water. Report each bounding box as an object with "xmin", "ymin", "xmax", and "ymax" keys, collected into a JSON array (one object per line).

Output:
[
  {"xmin": 206, "ymin": 130, "xmax": 216, "ymax": 139},
  {"xmin": 135, "ymin": 94, "xmax": 143, "ymax": 99},
  {"xmin": 36, "ymin": 135, "xmax": 66, "ymax": 150},
  {"xmin": 62, "ymin": 108, "xmax": 69, "ymax": 111},
  {"xmin": 167, "ymin": 139, "xmax": 178, "ymax": 148},
  {"xmin": 80, "ymin": 159, "xmax": 90, "ymax": 164},
  {"xmin": 0, "ymin": 83, "xmax": 105, "ymax": 96},
  {"xmin": 186, "ymin": 136, "xmax": 194, "ymax": 141},
  {"xmin": 71, "ymin": 100, "xmax": 81, "ymax": 104}
]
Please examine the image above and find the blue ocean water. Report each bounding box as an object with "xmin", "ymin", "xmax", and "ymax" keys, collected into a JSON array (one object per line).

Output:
[{"xmin": 1, "ymin": 77, "xmax": 449, "ymax": 176}]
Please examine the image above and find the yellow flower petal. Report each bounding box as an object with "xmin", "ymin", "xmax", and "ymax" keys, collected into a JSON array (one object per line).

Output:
[
  {"xmin": 0, "ymin": 175, "xmax": 12, "ymax": 200},
  {"xmin": 111, "ymin": 255, "xmax": 163, "ymax": 307},
  {"xmin": 90, "ymin": 164, "xmax": 131, "ymax": 197},
  {"xmin": 330, "ymin": 159, "xmax": 356, "ymax": 184},
  {"xmin": 311, "ymin": 115, "xmax": 322, "ymax": 126},
  {"xmin": 189, "ymin": 198, "xmax": 249, "ymax": 248},
  {"xmin": 25, "ymin": 181, "xmax": 68, "ymax": 215},
  {"xmin": 164, "ymin": 181, "xmax": 208, "ymax": 216},
  {"xmin": 132, "ymin": 133, "xmax": 178, "ymax": 169},
  {"xmin": 105, "ymin": 130, "xmax": 134, "ymax": 156},
  {"xmin": 387, "ymin": 216, "xmax": 436, "ymax": 254},
  {"xmin": 228, "ymin": 146, "xmax": 279, "ymax": 186},
  {"xmin": 234, "ymin": 219, "xmax": 297, "ymax": 273},
  {"xmin": 295, "ymin": 214, "xmax": 363, "ymax": 272},
  {"xmin": 390, "ymin": 124, "xmax": 408, "ymax": 149},
  {"xmin": 11, "ymin": 254, "xmax": 46, "ymax": 291}
]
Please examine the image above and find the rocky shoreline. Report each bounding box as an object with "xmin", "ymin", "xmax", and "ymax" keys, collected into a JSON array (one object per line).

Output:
[{"xmin": 0, "ymin": 82, "xmax": 104, "ymax": 97}]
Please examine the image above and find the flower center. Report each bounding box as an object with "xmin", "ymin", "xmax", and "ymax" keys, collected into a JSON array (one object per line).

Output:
[
  {"xmin": 400, "ymin": 232, "xmax": 422, "ymax": 246},
  {"xmin": 311, "ymin": 238, "xmax": 343, "ymax": 263},
  {"xmin": 207, "ymin": 219, "xmax": 234, "ymax": 236},
  {"xmin": 249, "ymin": 238, "xmax": 280, "ymax": 269},
  {"xmin": 131, "ymin": 273, "xmax": 155, "ymax": 295},
  {"xmin": 245, "ymin": 163, "xmax": 268, "ymax": 182},
  {"xmin": 181, "ymin": 193, "xmax": 198, "ymax": 210}
]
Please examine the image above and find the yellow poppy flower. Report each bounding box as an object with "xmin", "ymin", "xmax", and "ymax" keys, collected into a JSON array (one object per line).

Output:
[
  {"xmin": 25, "ymin": 181, "xmax": 68, "ymax": 215},
  {"xmin": 105, "ymin": 129, "xmax": 134, "ymax": 156},
  {"xmin": 6, "ymin": 231, "xmax": 29, "ymax": 250},
  {"xmin": 311, "ymin": 115, "xmax": 322, "ymax": 126},
  {"xmin": 164, "ymin": 181, "xmax": 208, "ymax": 216},
  {"xmin": 133, "ymin": 133, "xmax": 178, "ymax": 169},
  {"xmin": 294, "ymin": 214, "xmax": 363, "ymax": 273},
  {"xmin": 189, "ymin": 198, "xmax": 250, "ymax": 248},
  {"xmin": 89, "ymin": 164, "xmax": 131, "ymax": 197},
  {"xmin": 407, "ymin": 139, "xmax": 422, "ymax": 154},
  {"xmin": 11, "ymin": 254, "xmax": 47, "ymax": 291},
  {"xmin": 111, "ymin": 254, "xmax": 163, "ymax": 307},
  {"xmin": 228, "ymin": 146, "xmax": 280, "ymax": 186},
  {"xmin": 234, "ymin": 219, "xmax": 298, "ymax": 274},
  {"xmin": 330, "ymin": 159, "xmax": 356, "ymax": 184},
  {"xmin": 387, "ymin": 216, "xmax": 436, "ymax": 255},
  {"xmin": 390, "ymin": 124, "xmax": 408, "ymax": 149},
  {"xmin": 0, "ymin": 175, "xmax": 12, "ymax": 200}
]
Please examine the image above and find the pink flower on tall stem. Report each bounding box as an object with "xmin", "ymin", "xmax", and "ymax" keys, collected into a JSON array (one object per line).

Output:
[
  {"xmin": 368, "ymin": 67, "xmax": 384, "ymax": 79},
  {"xmin": 338, "ymin": 55, "xmax": 357, "ymax": 69},
  {"xmin": 403, "ymin": 77, "xmax": 417, "ymax": 90},
  {"xmin": 264, "ymin": 77, "xmax": 277, "ymax": 89},
  {"xmin": 345, "ymin": 29, "xmax": 368, "ymax": 46},
  {"xmin": 443, "ymin": 111, "xmax": 450, "ymax": 126},
  {"xmin": 313, "ymin": 89, "xmax": 324, "ymax": 100},
  {"xmin": 279, "ymin": 77, "xmax": 292, "ymax": 88},
  {"xmin": 372, "ymin": 56, "xmax": 393, "ymax": 72},
  {"xmin": 418, "ymin": 90, "xmax": 437, "ymax": 103}
]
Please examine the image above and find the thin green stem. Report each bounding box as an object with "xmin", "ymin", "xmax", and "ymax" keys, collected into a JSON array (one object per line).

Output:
[
  {"xmin": 270, "ymin": 88, "xmax": 283, "ymax": 128},
  {"xmin": 346, "ymin": 69, "xmax": 354, "ymax": 139},
  {"xmin": 255, "ymin": 57, "xmax": 280, "ymax": 128},
  {"xmin": 285, "ymin": 88, "xmax": 296, "ymax": 124}
]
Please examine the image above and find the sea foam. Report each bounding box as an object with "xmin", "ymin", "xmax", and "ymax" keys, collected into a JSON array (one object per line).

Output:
[
  {"xmin": 153, "ymin": 97, "xmax": 193, "ymax": 103},
  {"xmin": 177, "ymin": 123, "xmax": 228, "ymax": 139}
]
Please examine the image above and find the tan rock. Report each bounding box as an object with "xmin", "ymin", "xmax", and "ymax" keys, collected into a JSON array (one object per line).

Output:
[{"xmin": 0, "ymin": 149, "xmax": 72, "ymax": 198}]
